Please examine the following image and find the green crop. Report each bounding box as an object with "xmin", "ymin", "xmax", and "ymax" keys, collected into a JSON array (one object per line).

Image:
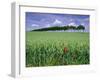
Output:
[{"xmin": 26, "ymin": 32, "xmax": 89, "ymax": 67}]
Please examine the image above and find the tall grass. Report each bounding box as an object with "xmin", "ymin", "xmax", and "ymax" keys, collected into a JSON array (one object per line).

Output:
[{"xmin": 26, "ymin": 32, "xmax": 89, "ymax": 67}]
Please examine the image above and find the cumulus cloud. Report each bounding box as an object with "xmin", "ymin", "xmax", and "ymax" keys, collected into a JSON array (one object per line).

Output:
[
  {"xmin": 53, "ymin": 19, "xmax": 62, "ymax": 25},
  {"xmin": 31, "ymin": 24, "xmax": 39, "ymax": 27},
  {"xmin": 68, "ymin": 22, "xmax": 77, "ymax": 26},
  {"xmin": 81, "ymin": 23, "xmax": 85, "ymax": 26}
]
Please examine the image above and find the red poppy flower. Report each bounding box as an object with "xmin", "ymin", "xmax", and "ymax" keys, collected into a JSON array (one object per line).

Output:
[{"xmin": 64, "ymin": 47, "xmax": 68, "ymax": 53}]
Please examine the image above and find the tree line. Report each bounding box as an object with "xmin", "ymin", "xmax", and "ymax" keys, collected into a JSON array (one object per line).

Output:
[{"xmin": 32, "ymin": 25, "xmax": 85, "ymax": 32}]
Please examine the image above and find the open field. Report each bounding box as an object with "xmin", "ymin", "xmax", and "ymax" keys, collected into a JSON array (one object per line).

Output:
[{"xmin": 26, "ymin": 32, "xmax": 89, "ymax": 67}]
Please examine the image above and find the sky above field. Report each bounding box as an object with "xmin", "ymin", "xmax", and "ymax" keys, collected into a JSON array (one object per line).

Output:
[{"xmin": 26, "ymin": 12, "xmax": 89, "ymax": 32}]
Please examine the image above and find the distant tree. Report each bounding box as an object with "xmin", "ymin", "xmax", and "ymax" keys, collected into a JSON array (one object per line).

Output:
[
  {"xmin": 63, "ymin": 26, "xmax": 69, "ymax": 31},
  {"xmin": 32, "ymin": 25, "xmax": 85, "ymax": 32},
  {"xmin": 68, "ymin": 26, "xmax": 76, "ymax": 32},
  {"xmin": 77, "ymin": 25, "xmax": 85, "ymax": 32}
]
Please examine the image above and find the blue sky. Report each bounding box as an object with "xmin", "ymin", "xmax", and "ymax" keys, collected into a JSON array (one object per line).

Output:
[{"xmin": 25, "ymin": 12, "xmax": 90, "ymax": 31}]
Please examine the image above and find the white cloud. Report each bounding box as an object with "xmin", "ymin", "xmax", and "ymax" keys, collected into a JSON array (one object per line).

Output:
[
  {"xmin": 44, "ymin": 24, "xmax": 51, "ymax": 27},
  {"xmin": 69, "ymin": 19, "xmax": 74, "ymax": 22},
  {"xmin": 31, "ymin": 24, "xmax": 39, "ymax": 27},
  {"xmin": 53, "ymin": 19, "xmax": 62, "ymax": 25},
  {"xmin": 77, "ymin": 18, "xmax": 89, "ymax": 22},
  {"xmin": 68, "ymin": 22, "xmax": 77, "ymax": 26},
  {"xmin": 26, "ymin": 27, "xmax": 35, "ymax": 31},
  {"xmin": 81, "ymin": 23, "xmax": 85, "ymax": 26},
  {"xmin": 84, "ymin": 18, "xmax": 89, "ymax": 21}
]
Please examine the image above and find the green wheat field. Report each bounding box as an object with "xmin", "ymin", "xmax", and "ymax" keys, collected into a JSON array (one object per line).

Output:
[{"xmin": 26, "ymin": 32, "xmax": 89, "ymax": 67}]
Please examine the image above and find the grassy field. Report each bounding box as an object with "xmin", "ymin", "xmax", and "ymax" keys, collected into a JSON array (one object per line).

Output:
[{"xmin": 26, "ymin": 32, "xmax": 89, "ymax": 67}]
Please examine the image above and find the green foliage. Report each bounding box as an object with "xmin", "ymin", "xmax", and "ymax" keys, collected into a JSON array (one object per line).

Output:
[
  {"xmin": 32, "ymin": 25, "xmax": 85, "ymax": 31},
  {"xmin": 77, "ymin": 25, "xmax": 85, "ymax": 31},
  {"xmin": 26, "ymin": 32, "xmax": 89, "ymax": 67}
]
